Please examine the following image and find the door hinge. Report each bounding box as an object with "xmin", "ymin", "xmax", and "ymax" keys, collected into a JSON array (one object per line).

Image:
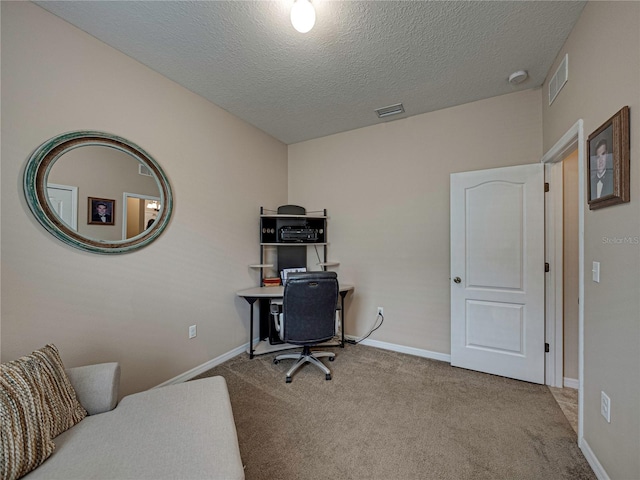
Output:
[
  {"xmin": 545, "ymin": 262, "xmax": 550, "ymax": 272},
  {"xmin": 545, "ymin": 343, "xmax": 550, "ymax": 353},
  {"xmin": 544, "ymin": 182, "xmax": 550, "ymax": 192}
]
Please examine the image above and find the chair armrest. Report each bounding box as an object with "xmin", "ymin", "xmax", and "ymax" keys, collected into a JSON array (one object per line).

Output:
[{"xmin": 66, "ymin": 362, "xmax": 120, "ymax": 415}]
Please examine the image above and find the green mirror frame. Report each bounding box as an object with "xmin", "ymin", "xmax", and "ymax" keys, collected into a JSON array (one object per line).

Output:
[{"xmin": 24, "ymin": 130, "xmax": 173, "ymax": 254}]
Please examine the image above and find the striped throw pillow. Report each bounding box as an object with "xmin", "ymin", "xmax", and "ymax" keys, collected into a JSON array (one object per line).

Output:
[
  {"xmin": 0, "ymin": 345, "xmax": 87, "ymax": 479},
  {"xmin": 1, "ymin": 354, "xmax": 56, "ymax": 480},
  {"xmin": 31, "ymin": 345, "xmax": 87, "ymax": 438}
]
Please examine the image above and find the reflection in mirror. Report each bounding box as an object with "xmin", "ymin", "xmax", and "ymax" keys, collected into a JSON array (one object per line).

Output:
[
  {"xmin": 46, "ymin": 183, "xmax": 78, "ymax": 231},
  {"xmin": 24, "ymin": 131, "xmax": 173, "ymax": 254},
  {"xmin": 47, "ymin": 145, "xmax": 161, "ymax": 241},
  {"xmin": 124, "ymin": 194, "xmax": 161, "ymax": 239}
]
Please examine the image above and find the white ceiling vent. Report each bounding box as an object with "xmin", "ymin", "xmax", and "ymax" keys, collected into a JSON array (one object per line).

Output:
[
  {"xmin": 375, "ymin": 103, "xmax": 405, "ymax": 119},
  {"xmin": 138, "ymin": 164, "xmax": 153, "ymax": 177},
  {"xmin": 549, "ymin": 54, "xmax": 568, "ymax": 106}
]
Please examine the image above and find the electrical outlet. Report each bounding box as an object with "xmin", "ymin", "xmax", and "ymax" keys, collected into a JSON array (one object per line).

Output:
[
  {"xmin": 377, "ymin": 306, "xmax": 384, "ymax": 316},
  {"xmin": 189, "ymin": 325, "xmax": 197, "ymax": 339},
  {"xmin": 601, "ymin": 391, "xmax": 611, "ymax": 423}
]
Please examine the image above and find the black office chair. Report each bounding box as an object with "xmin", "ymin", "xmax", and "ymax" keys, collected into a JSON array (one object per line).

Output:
[{"xmin": 272, "ymin": 271, "xmax": 339, "ymax": 383}]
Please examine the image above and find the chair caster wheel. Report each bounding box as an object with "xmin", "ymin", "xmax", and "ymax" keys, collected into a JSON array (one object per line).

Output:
[
  {"xmin": 329, "ymin": 357, "xmax": 335, "ymax": 362},
  {"xmin": 273, "ymin": 359, "xmax": 279, "ymax": 364},
  {"xmin": 325, "ymin": 374, "xmax": 331, "ymax": 381},
  {"xmin": 286, "ymin": 377, "xmax": 292, "ymax": 383}
]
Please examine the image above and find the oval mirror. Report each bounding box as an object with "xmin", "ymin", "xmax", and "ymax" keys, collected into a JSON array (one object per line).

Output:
[{"xmin": 24, "ymin": 131, "xmax": 173, "ymax": 254}]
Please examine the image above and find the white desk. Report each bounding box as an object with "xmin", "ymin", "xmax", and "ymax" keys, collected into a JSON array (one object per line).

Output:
[{"xmin": 236, "ymin": 284, "xmax": 354, "ymax": 358}]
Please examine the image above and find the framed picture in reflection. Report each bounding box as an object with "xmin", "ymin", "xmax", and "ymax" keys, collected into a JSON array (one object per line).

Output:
[{"xmin": 88, "ymin": 197, "xmax": 115, "ymax": 225}]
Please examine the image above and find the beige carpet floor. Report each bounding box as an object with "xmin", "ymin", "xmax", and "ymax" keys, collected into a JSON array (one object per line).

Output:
[{"xmin": 195, "ymin": 343, "xmax": 595, "ymax": 480}]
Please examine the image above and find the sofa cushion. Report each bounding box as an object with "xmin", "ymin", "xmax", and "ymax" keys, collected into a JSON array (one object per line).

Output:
[
  {"xmin": 1, "ymin": 353, "xmax": 56, "ymax": 480},
  {"xmin": 31, "ymin": 345, "xmax": 87, "ymax": 437},
  {"xmin": 23, "ymin": 376, "xmax": 245, "ymax": 480}
]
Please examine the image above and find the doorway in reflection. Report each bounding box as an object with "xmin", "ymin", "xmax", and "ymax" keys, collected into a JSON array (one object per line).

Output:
[{"xmin": 123, "ymin": 193, "xmax": 160, "ymax": 239}]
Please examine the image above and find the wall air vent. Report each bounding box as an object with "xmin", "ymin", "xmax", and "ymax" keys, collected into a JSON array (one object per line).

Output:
[
  {"xmin": 549, "ymin": 54, "xmax": 568, "ymax": 106},
  {"xmin": 375, "ymin": 103, "xmax": 405, "ymax": 119},
  {"xmin": 138, "ymin": 164, "xmax": 153, "ymax": 177}
]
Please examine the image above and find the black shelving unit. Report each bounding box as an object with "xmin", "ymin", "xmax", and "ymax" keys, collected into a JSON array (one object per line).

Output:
[
  {"xmin": 257, "ymin": 206, "xmax": 334, "ymax": 286},
  {"xmin": 253, "ymin": 206, "xmax": 339, "ymax": 345}
]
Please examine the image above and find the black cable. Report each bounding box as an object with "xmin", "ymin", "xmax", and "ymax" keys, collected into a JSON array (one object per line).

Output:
[{"xmin": 345, "ymin": 313, "xmax": 384, "ymax": 345}]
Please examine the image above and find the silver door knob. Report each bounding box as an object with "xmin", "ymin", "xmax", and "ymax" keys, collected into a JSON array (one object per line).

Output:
[{"xmin": 453, "ymin": 277, "xmax": 462, "ymax": 284}]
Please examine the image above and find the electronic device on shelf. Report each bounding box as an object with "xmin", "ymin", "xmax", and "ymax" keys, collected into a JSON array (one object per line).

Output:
[{"xmin": 279, "ymin": 226, "xmax": 319, "ymax": 242}]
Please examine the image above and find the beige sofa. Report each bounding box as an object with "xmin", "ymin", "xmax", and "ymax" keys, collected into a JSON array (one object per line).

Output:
[{"xmin": 23, "ymin": 363, "xmax": 245, "ymax": 480}]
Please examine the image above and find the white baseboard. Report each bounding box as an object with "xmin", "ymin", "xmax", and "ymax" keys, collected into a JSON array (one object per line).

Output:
[
  {"xmin": 152, "ymin": 341, "xmax": 252, "ymax": 389},
  {"xmin": 563, "ymin": 377, "xmax": 579, "ymax": 389},
  {"xmin": 580, "ymin": 438, "xmax": 610, "ymax": 480},
  {"xmin": 347, "ymin": 336, "xmax": 451, "ymax": 363}
]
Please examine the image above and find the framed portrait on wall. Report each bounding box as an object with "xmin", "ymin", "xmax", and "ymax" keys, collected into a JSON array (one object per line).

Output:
[
  {"xmin": 88, "ymin": 197, "xmax": 115, "ymax": 225},
  {"xmin": 587, "ymin": 106, "xmax": 630, "ymax": 210}
]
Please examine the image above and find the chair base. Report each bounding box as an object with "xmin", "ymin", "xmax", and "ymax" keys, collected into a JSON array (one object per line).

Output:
[{"xmin": 274, "ymin": 345, "xmax": 335, "ymax": 382}]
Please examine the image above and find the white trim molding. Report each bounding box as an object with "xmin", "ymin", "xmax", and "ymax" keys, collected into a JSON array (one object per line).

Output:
[
  {"xmin": 563, "ymin": 377, "xmax": 579, "ymax": 389},
  {"xmin": 152, "ymin": 341, "xmax": 251, "ymax": 389},
  {"xmin": 347, "ymin": 336, "xmax": 451, "ymax": 363},
  {"xmin": 580, "ymin": 438, "xmax": 611, "ymax": 480}
]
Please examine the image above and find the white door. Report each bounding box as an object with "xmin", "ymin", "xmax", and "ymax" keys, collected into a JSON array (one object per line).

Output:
[
  {"xmin": 450, "ymin": 164, "xmax": 545, "ymax": 384},
  {"xmin": 47, "ymin": 183, "xmax": 78, "ymax": 230}
]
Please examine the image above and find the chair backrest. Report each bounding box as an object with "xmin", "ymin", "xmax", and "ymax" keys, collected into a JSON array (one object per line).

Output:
[{"xmin": 281, "ymin": 271, "xmax": 338, "ymax": 345}]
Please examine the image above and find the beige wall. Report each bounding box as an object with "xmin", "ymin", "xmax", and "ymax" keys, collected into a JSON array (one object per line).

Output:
[
  {"xmin": 3, "ymin": 3, "xmax": 638, "ymax": 476},
  {"xmin": 288, "ymin": 88, "xmax": 542, "ymax": 354},
  {"xmin": 542, "ymin": 2, "xmax": 640, "ymax": 478},
  {"xmin": 562, "ymin": 150, "xmax": 579, "ymax": 381},
  {"xmin": 1, "ymin": 2, "xmax": 288, "ymax": 396}
]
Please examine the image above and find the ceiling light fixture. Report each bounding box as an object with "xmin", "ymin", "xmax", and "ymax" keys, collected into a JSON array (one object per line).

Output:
[
  {"xmin": 291, "ymin": 0, "xmax": 315, "ymax": 33},
  {"xmin": 508, "ymin": 70, "xmax": 528, "ymax": 85}
]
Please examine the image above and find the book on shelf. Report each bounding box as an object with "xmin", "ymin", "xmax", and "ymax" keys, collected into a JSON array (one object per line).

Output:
[{"xmin": 263, "ymin": 277, "xmax": 281, "ymax": 287}]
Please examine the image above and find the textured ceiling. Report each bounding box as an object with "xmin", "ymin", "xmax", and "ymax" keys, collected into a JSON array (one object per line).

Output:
[{"xmin": 36, "ymin": 1, "xmax": 586, "ymax": 145}]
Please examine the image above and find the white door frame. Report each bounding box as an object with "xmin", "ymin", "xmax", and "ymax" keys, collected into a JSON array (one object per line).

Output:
[
  {"xmin": 540, "ymin": 119, "xmax": 585, "ymax": 444},
  {"xmin": 544, "ymin": 159, "xmax": 564, "ymax": 388}
]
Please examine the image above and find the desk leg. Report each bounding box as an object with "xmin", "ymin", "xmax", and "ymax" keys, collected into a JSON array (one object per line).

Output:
[
  {"xmin": 339, "ymin": 291, "xmax": 347, "ymax": 348},
  {"xmin": 244, "ymin": 297, "xmax": 258, "ymax": 359}
]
